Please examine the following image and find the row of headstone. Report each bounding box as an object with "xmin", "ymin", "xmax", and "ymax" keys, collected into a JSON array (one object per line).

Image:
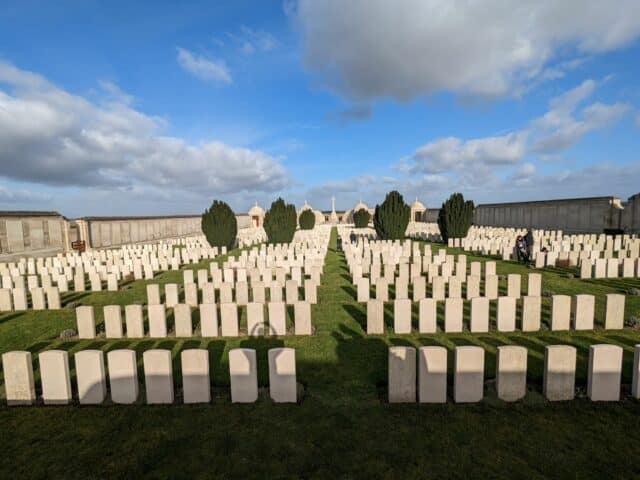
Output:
[
  {"xmin": 355, "ymin": 273, "xmax": 540, "ymax": 302},
  {"xmin": 1, "ymin": 347, "xmax": 297, "ymax": 405},
  {"xmin": 367, "ymin": 293, "xmax": 625, "ymax": 334},
  {"xmin": 458, "ymin": 225, "xmax": 640, "ymax": 273},
  {"xmin": 193, "ymin": 262, "xmax": 324, "ymax": 286},
  {"xmin": 76, "ymin": 302, "xmax": 313, "ymax": 339},
  {"xmin": 388, "ymin": 343, "xmax": 637, "ymax": 403},
  {"xmin": 580, "ymin": 257, "xmax": 640, "ymax": 279},
  {"xmin": 147, "ymin": 280, "xmax": 318, "ymax": 307},
  {"xmin": 0, "ymin": 286, "xmax": 61, "ymax": 311}
]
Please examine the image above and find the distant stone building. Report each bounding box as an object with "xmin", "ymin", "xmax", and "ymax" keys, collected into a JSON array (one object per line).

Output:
[{"xmin": 0, "ymin": 211, "xmax": 69, "ymax": 257}]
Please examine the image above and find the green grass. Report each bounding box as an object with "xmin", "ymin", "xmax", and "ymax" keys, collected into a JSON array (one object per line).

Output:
[{"xmin": 1, "ymin": 228, "xmax": 640, "ymax": 479}]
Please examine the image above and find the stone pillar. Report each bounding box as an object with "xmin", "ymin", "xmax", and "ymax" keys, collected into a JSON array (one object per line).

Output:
[
  {"xmin": 454, "ymin": 346, "xmax": 484, "ymax": 403},
  {"xmin": 143, "ymin": 349, "xmax": 174, "ymax": 404},
  {"xmin": 2, "ymin": 351, "xmax": 36, "ymax": 405},
  {"xmin": 39, "ymin": 350, "xmax": 72, "ymax": 405},
  {"xmin": 268, "ymin": 348, "xmax": 297, "ymax": 403},
  {"xmin": 543, "ymin": 345, "xmax": 576, "ymax": 401},
  {"xmin": 388, "ymin": 346, "xmax": 416, "ymax": 403},
  {"xmin": 496, "ymin": 346, "xmax": 527, "ymax": 402},
  {"xmin": 587, "ymin": 344, "xmax": 622, "ymax": 401},
  {"xmin": 229, "ymin": 348, "xmax": 258, "ymax": 403},
  {"xmin": 107, "ymin": 349, "xmax": 139, "ymax": 404},
  {"xmin": 181, "ymin": 349, "xmax": 210, "ymax": 404},
  {"xmin": 418, "ymin": 346, "xmax": 447, "ymax": 403},
  {"xmin": 75, "ymin": 350, "xmax": 106, "ymax": 405}
]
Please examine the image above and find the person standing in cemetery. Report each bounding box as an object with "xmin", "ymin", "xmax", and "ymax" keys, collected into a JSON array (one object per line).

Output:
[
  {"xmin": 525, "ymin": 229, "xmax": 534, "ymax": 258},
  {"xmin": 516, "ymin": 235, "xmax": 529, "ymax": 264}
]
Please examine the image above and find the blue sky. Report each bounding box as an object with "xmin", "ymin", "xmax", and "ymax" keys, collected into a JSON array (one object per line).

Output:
[{"xmin": 0, "ymin": 0, "xmax": 639, "ymax": 217}]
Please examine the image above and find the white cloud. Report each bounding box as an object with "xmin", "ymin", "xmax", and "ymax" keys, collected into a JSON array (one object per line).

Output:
[
  {"xmin": 0, "ymin": 185, "xmax": 51, "ymax": 204},
  {"xmin": 409, "ymin": 132, "xmax": 527, "ymax": 174},
  {"xmin": 291, "ymin": 0, "xmax": 640, "ymax": 101},
  {"xmin": 531, "ymin": 80, "xmax": 630, "ymax": 153},
  {"xmin": 237, "ymin": 26, "xmax": 278, "ymax": 55},
  {"xmin": 636, "ymin": 112, "xmax": 640, "ymax": 128},
  {"xmin": 176, "ymin": 47, "xmax": 232, "ymax": 84},
  {"xmin": 403, "ymin": 79, "xmax": 630, "ymax": 175},
  {"xmin": 0, "ymin": 62, "xmax": 289, "ymax": 200}
]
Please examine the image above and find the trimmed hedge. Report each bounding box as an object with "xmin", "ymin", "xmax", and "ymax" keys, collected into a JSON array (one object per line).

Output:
[
  {"xmin": 299, "ymin": 209, "xmax": 316, "ymax": 230},
  {"xmin": 264, "ymin": 197, "xmax": 297, "ymax": 244},
  {"xmin": 201, "ymin": 200, "xmax": 237, "ymax": 250},
  {"xmin": 353, "ymin": 208, "xmax": 371, "ymax": 228},
  {"xmin": 373, "ymin": 191, "xmax": 410, "ymax": 240},
  {"xmin": 437, "ymin": 192, "xmax": 474, "ymax": 242}
]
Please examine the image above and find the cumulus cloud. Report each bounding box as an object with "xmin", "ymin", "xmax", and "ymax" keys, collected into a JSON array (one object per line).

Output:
[
  {"xmin": 0, "ymin": 62, "xmax": 289, "ymax": 199},
  {"xmin": 408, "ymin": 132, "xmax": 527, "ymax": 174},
  {"xmin": 176, "ymin": 47, "xmax": 232, "ymax": 84},
  {"xmin": 235, "ymin": 26, "xmax": 278, "ymax": 55},
  {"xmin": 0, "ymin": 186, "xmax": 51, "ymax": 204},
  {"xmin": 403, "ymin": 79, "xmax": 630, "ymax": 175},
  {"xmin": 531, "ymin": 80, "xmax": 630, "ymax": 153},
  {"xmin": 291, "ymin": 0, "xmax": 640, "ymax": 101}
]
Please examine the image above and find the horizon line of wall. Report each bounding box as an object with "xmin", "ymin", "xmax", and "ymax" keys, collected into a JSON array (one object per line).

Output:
[
  {"xmin": 425, "ymin": 192, "xmax": 640, "ymax": 234},
  {"xmin": 0, "ymin": 212, "xmax": 254, "ymax": 258}
]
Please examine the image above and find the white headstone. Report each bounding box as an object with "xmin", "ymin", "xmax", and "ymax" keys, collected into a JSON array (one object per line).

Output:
[
  {"xmin": 75, "ymin": 350, "xmax": 106, "ymax": 405},
  {"xmin": 418, "ymin": 346, "xmax": 447, "ymax": 403},
  {"xmin": 268, "ymin": 348, "xmax": 297, "ymax": 403},
  {"xmin": 107, "ymin": 349, "xmax": 139, "ymax": 404},
  {"xmin": 143, "ymin": 349, "xmax": 174, "ymax": 404},
  {"xmin": 388, "ymin": 346, "xmax": 416, "ymax": 403},
  {"xmin": 229, "ymin": 348, "xmax": 258, "ymax": 403}
]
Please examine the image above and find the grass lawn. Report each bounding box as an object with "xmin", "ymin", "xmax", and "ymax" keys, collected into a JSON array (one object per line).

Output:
[{"xmin": 1, "ymin": 228, "xmax": 640, "ymax": 479}]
